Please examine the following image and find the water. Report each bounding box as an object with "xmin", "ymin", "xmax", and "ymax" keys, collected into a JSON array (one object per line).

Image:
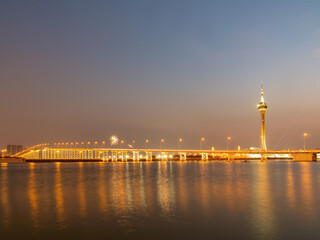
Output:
[{"xmin": 1, "ymin": 161, "xmax": 320, "ymax": 240}]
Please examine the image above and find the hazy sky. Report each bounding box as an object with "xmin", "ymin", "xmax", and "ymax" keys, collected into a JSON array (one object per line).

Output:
[{"xmin": 1, "ymin": 0, "xmax": 320, "ymax": 150}]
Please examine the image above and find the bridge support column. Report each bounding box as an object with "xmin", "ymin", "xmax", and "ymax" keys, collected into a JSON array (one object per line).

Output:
[
  {"xmin": 228, "ymin": 154, "xmax": 235, "ymax": 162},
  {"xmin": 146, "ymin": 152, "xmax": 152, "ymax": 161},
  {"xmin": 161, "ymin": 152, "xmax": 168, "ymax": 161},
  {"xmin": 133, "ymin": 151, "xmax": 140, "ymax": 161},
  {"xmin": 261, "ymin": 154, "xmax": 268, "ymax": 162},
  {"xmin": 112, "ymin": 151, "xmax": 117, "ymax": 162},
  {"xmin": 201, "ymin": 153, "xmax": 208, "ymax": 161},
  {"xmin": 102, "ymin": 151, "xmax": 108, "ymax": 161},
  {"xmin": 179, "ymin": 153, "xmax": 187, "ymax": 161},
  {"xmin": 88, "ymin": 150, "xmax": 93, "ymax": 159},
  {"xmin": 120, "ymin": 151, "xmax": 127, "ymax": 162},
  {"xmin": 95, "ymin": 151, "xmax": 101, "ymax": 159}
]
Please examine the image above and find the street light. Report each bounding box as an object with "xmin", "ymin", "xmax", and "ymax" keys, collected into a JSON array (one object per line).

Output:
[
  {"xmin": 132, "ymin": 140, "xmax": 135, "ymax": 148},
  {"xmin": 110, "ymin": 135, "xmax": 118, "ymax": 147},
  {"xmin": 121, "ymin": 140, "xmax": 124, "ymax": 148},
  {"xmin": 179, "ymin": 138, "xmax": 183, "ymax": 149},
  {"xmin": 145, "ymin": 139, "xmax": 149, "ymax": 149},
  {"xmin": 227, "ymin": 137, "xmax": 231, "ymax": 150},
  {"xmin": 200, "ymin": 138, "xmax": 205, "ymax": 150},
  {"xmin": 303, "ymin": 133, "xmax": 308, "ymax": 151},
  {"xmin": 161, "ymin": 139, "xmax": 165, "ymax": 149}
]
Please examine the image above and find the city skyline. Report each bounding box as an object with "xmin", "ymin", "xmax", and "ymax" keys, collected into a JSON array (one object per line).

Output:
[{"xmin": 1, "ymin": 1, "xmax": 320, "ymax": 150}]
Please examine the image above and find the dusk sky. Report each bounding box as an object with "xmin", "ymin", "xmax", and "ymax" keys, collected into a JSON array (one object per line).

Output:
[{"xmin": 1, "ymin": 0, "xmax": 320, "ymax": 150}]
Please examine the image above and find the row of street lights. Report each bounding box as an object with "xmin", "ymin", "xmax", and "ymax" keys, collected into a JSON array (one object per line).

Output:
[
  {"xmin": 52, "ymin": 137, "xmax": 232, "ymax": 150},
  {"xmin": 52, "ymin": 133, "xmax": 309, "ymax": 150}
]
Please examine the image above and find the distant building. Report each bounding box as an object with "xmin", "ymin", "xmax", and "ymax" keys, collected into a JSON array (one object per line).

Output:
[{"xmin": 6, "ymin": 145, "xmax": 23, "ymax": 156}]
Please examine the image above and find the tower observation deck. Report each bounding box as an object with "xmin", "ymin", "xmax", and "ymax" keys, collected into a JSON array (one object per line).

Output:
[{"xmin": 257, "ymin": 84, "xmax": 268, "ymax": 150}]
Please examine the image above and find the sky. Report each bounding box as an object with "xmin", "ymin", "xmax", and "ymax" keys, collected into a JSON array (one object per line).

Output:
[{"xmin": 1, "ymin": 0, "xmax": 320, "ymax": 150}]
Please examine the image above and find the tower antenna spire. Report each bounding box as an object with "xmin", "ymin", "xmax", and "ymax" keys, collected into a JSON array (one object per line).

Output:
[{"xmin": 260, "ymin": 82, "xmax": 264, "ymax": 103}]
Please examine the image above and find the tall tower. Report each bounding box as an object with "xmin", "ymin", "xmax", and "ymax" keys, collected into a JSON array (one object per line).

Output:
[{"xmin": 257, "ymin": 84, "xmax": 267, "ymax": 150}]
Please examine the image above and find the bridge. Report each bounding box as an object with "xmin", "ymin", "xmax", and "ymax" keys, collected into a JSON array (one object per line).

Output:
[
  {"xmin": 14, "ymin": 144, "xmax": 320, "ymax": 162},
  {"xmin": 10, "ymin": 87, "xmax": 319, "ymax": 163}
]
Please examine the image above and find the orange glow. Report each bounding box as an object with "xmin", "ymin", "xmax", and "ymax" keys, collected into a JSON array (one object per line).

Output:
[
  {"xmin": 78, "ymin": 163, "xmax": 86, "ymax": 218},
  {"xmin": 1, "ymin": 164, "xmax": 10, "ymax": 227},
  {"xmin": 28, "ymin": 163, "xmax": 39, "ymax": 228},
  {"xmin": 55, "ymin": 163, "xmax": 66, "ymax": 229}
]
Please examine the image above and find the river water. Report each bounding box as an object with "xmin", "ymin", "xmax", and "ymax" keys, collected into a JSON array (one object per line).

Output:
[{"xmin": 1, "ymin": 161, "xmax": 320, "ymax": 239}]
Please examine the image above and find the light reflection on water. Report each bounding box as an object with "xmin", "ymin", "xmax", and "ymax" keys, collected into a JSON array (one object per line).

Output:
[
  {"xmin": 1, "ymin": 163, "xmax": 10, "ymax": 228},
  {"xmin": 55, "ymin": 162, "xmax": 66, "ymax": 229},
  {"xmin": 1, "ymin": 161, "xmax": 320, "ymax": 239}
]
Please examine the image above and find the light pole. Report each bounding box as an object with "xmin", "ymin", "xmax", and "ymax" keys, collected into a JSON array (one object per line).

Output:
[
  {"xmin": 161, "ymin": 139, "xmax": 164, "ymax": 149},
  {"xmin": 121, "ymin": 140, "xmax": 124, "ymax": 148},
  {"xmin": 200, "ymin": 138, "xmax": 205, "ymax": 150},
  {"xmin": 303, "ymin": 133, "xmax": 308, "ymax": 151},
  {"xmin": 87, "ymin": 142, "xmax": 90, "ymax": 148},
  {"xmin": 145, "ymin": 139, "xmax": 149, "ymax": 149},
  {"xmin": 131, "ymin": 140, "xmax": 135, "ymax": 149},
  {"xmin": 102, "ymin": 141, "xmax": 105, "ymax": 148},
  {"xmin": 179, "ymin": 138, "xmax": 183, "ymax": 150},
  {"xmin": 227, "ymin": 137, "xmax": 231, "ymax": 150}
]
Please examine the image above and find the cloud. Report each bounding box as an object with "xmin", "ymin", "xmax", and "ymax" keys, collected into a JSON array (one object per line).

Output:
[{"xmin": 314, "ymin": 48, "xmax": 320, "ymax": 58}]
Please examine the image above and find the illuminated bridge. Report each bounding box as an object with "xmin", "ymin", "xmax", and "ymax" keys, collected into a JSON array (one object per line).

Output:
[
  {"xmin": 11, "ymin": 87, "xmax": 319, "ymax": 162},
  {"xmin": 14, "ymin": 144, "xmax": 320, "ymax": 162}
]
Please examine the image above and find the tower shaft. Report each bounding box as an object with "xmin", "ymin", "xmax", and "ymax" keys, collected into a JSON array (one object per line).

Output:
[{"xmin": 260, "ymin": 111, "xmax": 267, "ymax": 150}]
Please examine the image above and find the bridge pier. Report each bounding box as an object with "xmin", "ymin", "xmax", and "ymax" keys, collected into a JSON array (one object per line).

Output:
[
  {"xmin": 119, "ymin": 151, "xmax": 127, "ymax": 162},
  {"xmin": 95, "ymin": 151, "xmax": 100, "ymax": 160},
  {"xmin": 261, "ymin": 153, "xmax": 268, "ymax": 162},
  {"xmin": 82, "ymin": 150, "xmax": 86, "ymax": 159},
  {"xmin": 201, "ymin": 153, "xmax": 208, "ymax": 161},
  {"xmin": 228, "ymin": 154, "xmax": 235, "ymax": 162},
  {"xmin": 88, "ymin": 150, "xmax": 93, "ymax": 159},
  {"xmin": 161, "ymin": 152, "xmax": 168, "ymax": 161},
  {"xmin": 103, "ymin": 151, "xmax": 108, "ymax": 161},
  {"xmin": 179, "ymin": 153, "xmax": 187, "ymax": 161},
  {"xmin": 146, "ymin": 152, "xmax": 152, "ymax": 161},
  {"xmin": 133, "ymin": 151, "xmax": 140, "ymax": 161},
  {"xmin": 112, "ymin": 151, "xmax": 117, "ymax": 162}
]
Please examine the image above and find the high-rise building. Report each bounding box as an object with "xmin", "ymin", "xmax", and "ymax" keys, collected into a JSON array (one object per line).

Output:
[
  {"xmin": 257, "ymin": 85, "xmax": 268, "ymax": 150},
  {"xmin": 6, "ymin": 145, "xmax": 23, "ymax": 156}
]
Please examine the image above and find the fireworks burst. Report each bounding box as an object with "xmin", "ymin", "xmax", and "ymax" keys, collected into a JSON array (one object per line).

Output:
[{"xmin": 110, "ymin": 135, "xmax": 119, "ymax": 146}]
